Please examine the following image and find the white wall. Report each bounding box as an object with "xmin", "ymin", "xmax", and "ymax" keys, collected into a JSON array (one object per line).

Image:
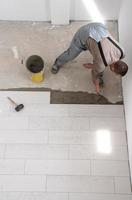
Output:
[
  {"xmin": 0, "ymin": 0, "xmax": 50, "ymax": 21},
  {"xmin": 0, "ymin": 0, "xmax": 122, "ymax": 23},
  {"xmin": 70, "ymin": 0, "xmax": 122, "ymax": 21},
  {"xmin": 119, "ymin": 0, "xmax": 132, "ymax": 177},
  {"xmin": 50, "ymin": 0, "xmax": 70, "ymax": 24}
]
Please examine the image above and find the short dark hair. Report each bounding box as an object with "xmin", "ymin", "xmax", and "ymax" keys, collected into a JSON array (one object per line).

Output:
[{"xmin": 114, "ymin": 60, "xmax": 128, "ymax": 76}]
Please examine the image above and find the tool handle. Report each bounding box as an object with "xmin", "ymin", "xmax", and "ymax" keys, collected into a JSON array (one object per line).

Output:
[{"xmin": 7, "ymin": 97, "xmax": 17, "ymax": 106}]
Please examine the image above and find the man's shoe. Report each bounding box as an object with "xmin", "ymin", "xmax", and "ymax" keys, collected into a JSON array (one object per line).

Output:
[{"xmin": 51, "ymin": 65, "xmax": 60, "ymax": 74}]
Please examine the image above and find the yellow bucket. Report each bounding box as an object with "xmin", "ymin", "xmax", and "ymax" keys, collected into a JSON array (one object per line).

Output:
[
  {"xmin": 26, "ymin": 55, "xmax": 44, "ymax": 83},
  {"xmin": 31, "ymin": 71, "xmax": 44, "ymax": 83}
]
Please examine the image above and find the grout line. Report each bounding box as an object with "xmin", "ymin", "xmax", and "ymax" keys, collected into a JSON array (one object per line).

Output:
[
  {"xmin": 47, "ymin": 130, "xmax": 50, "ymax": 144},
  {"xmin": 90, "ymin": 160, "xmax": 92, "ymax": 176},
  {"xmin": 68, "ymin": 192, "xmax": 69, "ymax": 200},
  {"xmin": 0, "ymin": 143, "xmax": 128, "ymax": 147},
  {"xmin": 3, "ymin": 144, "xmax": 7, "ymax": 159},
  {"xmin": 24, "ymin": 160, "xmax": 27, "ymax": 175},
  {"xmin": 68, "ymin": 145, "xmax": 70, "ymax": 160},
  {"xmin": 113, "ymin": 176, "xmax": 116, "ymax": 194},
  {"xmin": 0, "ymin": 158, "xmax": 129, "ymax": 162},
  {"xmin": 0, "ymin": 191, "xmax": 131, "ymax": 195},
  {"xmin": 45, "ymin": 175, "xmax": 47, "ymax": 192},
  {"xmin": 17, "ymin": 173, "xmax": 128, "ymax": 178}
]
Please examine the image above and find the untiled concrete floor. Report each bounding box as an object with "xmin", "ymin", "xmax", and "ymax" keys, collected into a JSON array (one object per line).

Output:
[{"xmin": 0, "ymin": 21, "xmax": 122, "ymax": 103}]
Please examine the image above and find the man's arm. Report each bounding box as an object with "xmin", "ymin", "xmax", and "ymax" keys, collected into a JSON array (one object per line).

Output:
[
  {"xmin": 91, "ymin": 68, "xmax": 102, "ymax": 94},
  {"xmin": 83, "ymin": 63, "xmax": 104, "ymax": 94}
]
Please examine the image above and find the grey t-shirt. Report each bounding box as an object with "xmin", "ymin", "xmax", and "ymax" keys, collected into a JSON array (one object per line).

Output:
[{"xmin": 72, "ymin": 22, "xmax": 108, "ymax": 50}]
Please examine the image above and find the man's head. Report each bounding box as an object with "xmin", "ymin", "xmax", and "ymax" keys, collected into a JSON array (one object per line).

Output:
[{"xmin": 110, "ymin": 60, "xmax": 128, "ymax": 76}]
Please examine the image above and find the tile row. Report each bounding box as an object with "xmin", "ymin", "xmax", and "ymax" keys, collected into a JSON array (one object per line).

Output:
[
  {"xmin": 0, "ymin": 117, "xmax": 125, "ymax": 131},
  {"xmin": 0, "ymin": 104, "xmax": 125, "ymax": 118},
  {"xmin": 0, "ymin": 159, "xmax": 130, "ymax": 176},
  {"xmin": 0, "ymin": 175, "xmax": 131, "ymax": 193},
  {"xmin": 0, "ymin": 130, "xmax": 127, "ymax": 145},
  {"xmin": 0, "ymin": 144, "xmax": 128, "ymax": 160},
  {"xmin": 0, "ymin": 192, "xmax": 131, "ymax": 200}
]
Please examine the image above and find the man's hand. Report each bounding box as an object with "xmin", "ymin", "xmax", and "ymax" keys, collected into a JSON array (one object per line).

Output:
[
  {"xmin": 93, "ymin": 79, "xmax": 100, "ymax": 94},
  {"xmin": 83, "ymin": 63, "xmax": 93, "ymax": 69},
  {"xmin": 83, "ymin": 63, "xmax": 100, "ymax": 93}
]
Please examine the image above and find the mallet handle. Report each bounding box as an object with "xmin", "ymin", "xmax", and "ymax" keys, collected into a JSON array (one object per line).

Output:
[{"xmin": 7, "ymin": 97, "xmax": 17, "ymax": 106}]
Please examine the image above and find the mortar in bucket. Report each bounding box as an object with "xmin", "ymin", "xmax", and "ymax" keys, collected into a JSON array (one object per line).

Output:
[{"xmin": 26, "ymin": 55, "xmax": 44, "ymax": 83}]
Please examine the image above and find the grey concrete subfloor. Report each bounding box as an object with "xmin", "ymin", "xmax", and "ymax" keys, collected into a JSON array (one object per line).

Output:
[{"xmin": 0, "ymin": 20, "xmax": 122, "ymax": 103}]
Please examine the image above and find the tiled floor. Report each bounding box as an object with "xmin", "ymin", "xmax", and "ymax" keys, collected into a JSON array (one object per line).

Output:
[{"xmin": 0, "ymin": 91, "xmax": 132, "ymax": 200}]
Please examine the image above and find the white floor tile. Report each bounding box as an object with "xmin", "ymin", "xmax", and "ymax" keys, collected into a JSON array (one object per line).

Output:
[
  {"xmin": 91, "ymin": 160, "xmax": 130, "ymax": 176},
  {"xmin": 0, "ymin": 175, "xmax": 46, "ymax": 191},
  {"xmin": 68, "ymin": 105, "xmax": 124, "ymax": 118},
  {"xmin": 69, "ymin": 145, "xmax": 128, "ymax": 160},
  {"xmin": 115, "ymin": 177, "xmax": 132, "ymax": 194},
  {"xmin": 0, "ymin": 92, "xmax": 50, "ymax": 116},
  {"xmin": 0, "ymin": 117, "xmax": 28, "ymax": 130},
  {"xmin": 90, "ymin": 117, "xmax": 126, "ymax": 131},
  {"xmin": 25, "ymin": 160, "xmax": 90, "ymax": 175},
  {"xmin": 5, "ymin": 144, "xmax": 68, "ymax": 159},
  {"xmin": 22, "ymin": 104, "xmax": 69, "ymax": 117},
  {"xmin": 0, "ymin": 130, "xmax": 48, "ymax": 144},
  {"xmin": 0, "ymin": 160, "xmax": 25, "ymax": 175},
  {"xmin": 49, "ymin": 130, "xmax": 91, "ymax": 144},
  {"xmin": 29, "ymin": 117, "xmax": 90, "ymax": 130},
  {"xmin": 89, "ymin": 130, "xmax": 127, "ymax": 146},
  {"xmin": 47, "ymin": 176, "xmax": 115, "ymax": 193},
  {"xmin": 69, "ymin": 193, "xmax": 132, "ymax": 200},
  {"xmin": 49, "ymin": 130, "xmax": 127, "ymax": 145},
  {"xmin": 0, "ymin": 91, "xmax": 50, "ymax": 104},
  {"xmin": 0, "ymin": 192, "xmax": 68, "ymax": 200}
]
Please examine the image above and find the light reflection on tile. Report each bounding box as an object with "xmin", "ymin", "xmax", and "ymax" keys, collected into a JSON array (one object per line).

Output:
[{"xmin": 96, "ymin": 130, "xmax": 112, "ymax": 154}]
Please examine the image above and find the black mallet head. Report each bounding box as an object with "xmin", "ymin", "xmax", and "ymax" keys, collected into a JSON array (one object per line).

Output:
[{"xmin": 15, "ymin": 104, "xmax": 24, "ymax": 112}]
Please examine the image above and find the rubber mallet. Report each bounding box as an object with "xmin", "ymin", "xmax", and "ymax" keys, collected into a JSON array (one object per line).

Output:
[{"xmin": 7, "ymin": 97, "xmax": 24, "ymax": 112}]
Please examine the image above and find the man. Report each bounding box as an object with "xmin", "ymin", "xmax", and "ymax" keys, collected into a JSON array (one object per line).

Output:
[{"xmin": 51, "ymin": 23, "xmax": 128, "ymax": 93}]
